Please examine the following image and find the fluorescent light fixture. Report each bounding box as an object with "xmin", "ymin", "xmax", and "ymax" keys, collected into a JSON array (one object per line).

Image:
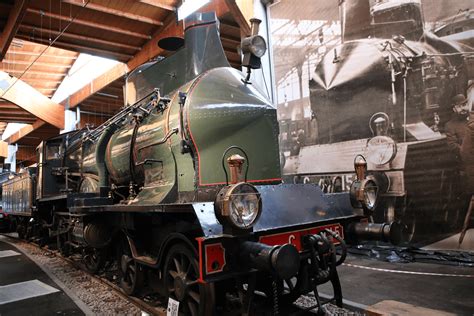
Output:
[{"xmin": 177, "ymin": 0, "xmax": 210, "ymax": 21}]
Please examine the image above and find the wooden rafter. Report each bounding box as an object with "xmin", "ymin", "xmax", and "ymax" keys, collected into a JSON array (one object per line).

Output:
[
  {"xmin": 15, "ymin": 35, "xmax": 134, "ymax": 60},
  {"xmin": 6, "ymin": 119, "xmax": 46, "ymax": 144},
  {"xmin": 19, "ymin": 24, "xmax": 142, "ymax": 52},
  {"xmin": 2, "ymin": 59, "xmax": 72, "ymax": 69},
  {"xmin": 5, "ymin": 69, "xmax": 66, "ymax": 77},
  {"xmin": 5, "ymin": 50, "xmax": 78, "ymax": 59},
  {"xmin": 138, "ymin": 0, "xmax": 176, "ymax": 11},
  {"xmin": 26, "ymin": 8, "xmax": 151, "ymax": 40},
  {"xmin": 0, "ymin": 72, "xmax": 64, "ymax": 129},
  {"xmin": 0, "ymin": 0, "xmax": 29, "ymax": 61},
  {"xmin": 63, "ymin": 0, "xmax": 164, "ymax": 26},
  {"xmin": 225, "ymin": 0, "xmax": 251, "ymax": 36}
]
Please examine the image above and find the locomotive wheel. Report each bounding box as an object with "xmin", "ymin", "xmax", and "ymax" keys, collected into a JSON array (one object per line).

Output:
[
  {"xmin": 57, "ymin": 233, "xmax": 71, "ymax": 257},
  {"xmin": 119, "ymin": 252, "xmax": 144, "ymax": 295},
  {"xmin": 17, "ymin": 224, "xmax": 26, "ymax": 240},
  {"xmin": 164, "ymin": 243, "xmax": 214, "ymax": 316},
  {"xmin": 83, "ymin": 247, "xmax": 106, "ymax": 274}
]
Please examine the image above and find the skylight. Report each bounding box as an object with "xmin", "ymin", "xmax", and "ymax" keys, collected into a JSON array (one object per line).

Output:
[
  {"xmin": 2, "ymin": 123, "xmax": 26, "ymax": 141},
  {"xmin": 52, "ymin": 53, "xmax": 122, "ymax": 104}
]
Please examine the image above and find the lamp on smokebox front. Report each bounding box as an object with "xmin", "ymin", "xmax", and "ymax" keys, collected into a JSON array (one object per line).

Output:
[
  {"xmin": 215, "ymin": 150, "xmax": 262, "ymax": 233},
  {"xmin": 350, "ymin": 155, "xmax": 379, "ymax": 213}
]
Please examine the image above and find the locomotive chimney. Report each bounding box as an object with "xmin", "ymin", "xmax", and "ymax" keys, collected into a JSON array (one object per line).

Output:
[
  {"xmin": 184, "ymin": 12, "xmax": 230, "ymax": 81},
  {"xmin": 227, "ymin": 154, "xmax": 246, "ymax": 184},
  {"xmin": 340, "ymin": 0, "xmax": 372, "ymax": 42}
]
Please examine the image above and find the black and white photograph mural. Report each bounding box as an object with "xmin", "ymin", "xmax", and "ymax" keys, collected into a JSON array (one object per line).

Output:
[{"xmin": 269, "ymin": 0, "xmax": 474, "ymax": 242}]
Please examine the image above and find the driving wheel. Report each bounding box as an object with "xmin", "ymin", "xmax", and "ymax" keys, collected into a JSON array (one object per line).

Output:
[
  {"xmin": 164, "ymin": 243, "xmax": 214, "ymax": 316},
  {"xmin": 83, "ymin": 247, "xmax": 106, "ymax": 274}
]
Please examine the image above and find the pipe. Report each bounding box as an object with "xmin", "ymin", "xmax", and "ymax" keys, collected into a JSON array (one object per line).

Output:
[
  {"xmin": 347, "ymin": 222, "xmax": 404, "ymax": 245},
  {"xmin": 240, "ymin": 241, "xmax": 300, "ymax": 280},
  {"xmin": 95, "ymin": 125, "xmax": 118, "ymax": 195}
]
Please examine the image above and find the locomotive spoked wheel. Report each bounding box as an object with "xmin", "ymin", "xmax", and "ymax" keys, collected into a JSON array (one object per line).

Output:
[
  {"xmin": 164, "ymin": 244, "xmax": 214, "ymax": 316},
  {"xmin": 83, "ymin": 247, "xmax": 106, "ymax": 274},
  {"xmin": 118, "ymin": 253, "xmax": 144, "ymax": 296}
]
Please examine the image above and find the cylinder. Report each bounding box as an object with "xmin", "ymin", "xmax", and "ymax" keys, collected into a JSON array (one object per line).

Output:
[
  {"xmin": 240, "ymin": 241, "xmax": 300, "ymax": 280},
  {"xmin": 83, "ymin": 222, "xmax": 112, "ymax": 248}
]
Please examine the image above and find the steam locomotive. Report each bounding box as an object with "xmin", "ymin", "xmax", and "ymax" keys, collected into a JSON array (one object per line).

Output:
[
  {"xmin": 2, "ymin": 12, "xmax": 398, "ymax": 315},
  {"xmin": 283, "ymin": 0, "xmax": 474, "ymax": 242}
]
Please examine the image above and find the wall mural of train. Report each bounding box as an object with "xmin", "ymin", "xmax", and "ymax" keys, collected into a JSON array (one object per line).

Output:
[{"xmin": 279, "ymin": 0, "xmax": 474, "ymax": 242}]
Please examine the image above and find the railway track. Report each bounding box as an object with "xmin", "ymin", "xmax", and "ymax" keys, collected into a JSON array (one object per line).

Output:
[
  {"xmin": 1, "ymin": 233, "xmax": 165, "ymax": 315},
  {"xmin": 1, "ymin": 233, "xmax": 354, "ymax": 316}
]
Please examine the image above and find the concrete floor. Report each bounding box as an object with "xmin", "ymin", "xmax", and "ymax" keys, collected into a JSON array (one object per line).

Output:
[
  {"xmin": 319, "ymin": 230, "xmax": 474, "ymax": 315},
  {"xmin": 0, "ymin": 240, "xmax": 84, "ymax": 316},
  {"xmin": 423, "ymin": 229, "xmax": 474, "ymax": 251}
]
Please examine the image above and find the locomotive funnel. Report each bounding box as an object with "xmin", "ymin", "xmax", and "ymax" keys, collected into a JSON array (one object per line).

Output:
[{"xmin": 340, "ymin": 0, "xmax": 371, "ymax": 42}]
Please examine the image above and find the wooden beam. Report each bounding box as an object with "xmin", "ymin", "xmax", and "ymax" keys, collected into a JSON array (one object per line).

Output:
[
  {"xmin": 0, "ymin": 103, "xmax": 21, "ymax": 109},
  {"xmin": 19, "ymin": 24, "xmax": 141, "ymax": 52},
  {"xmin": 26, "ymin": 8, "xmax": 151, "ymax": 40},
  {"xmin": 4, "ymin": 69, "xmax": 66, "ymax": 77},
  {"xmin": 0, "ymin": 0, "xmax": 29, "ymax": 61},
  {"xmin": 63, "ymin": 0, "xmax": 164, "ymax": 26},
  {"xmin": 0, "ymin": 116, "xmax": 35, "ymax": 121},
  {"xmin": 16, "ymin": 145, "xmax": 36, "ymax": 162},
  {"xmin": 5, "ymin": 50, "xmax": 78, "ymax": 60},
  {"xmin": 65, "ymin": 63, "xmax": 129, "ymax": 108},
  {"xmin": 16, "ymin": 34, "xmax": 134, "ymax": 60},
  {"xmin": 0, "ymin": 141, "xmax": 8, "ymax": 158},
  {"xmin": 2, "ymin": 59, "xmax": 72, "ymax": 69},
  {"xmin": 138, "ymin": 0, "xmax": 175, "ymax": 11},
  {"xmin": 6, "ymin": 119, "xmax": 45, "ymax": 144},
  {"xmin": 0, "ymin": 72, "xmax": 64, "ymax": 129},
  {"xmin": 224, "ymin": 0, "xmax": 250, "ymax": 36},
  {"xmin": 20, "ymin": 78, "xmax": 63, "ymax": 84}
]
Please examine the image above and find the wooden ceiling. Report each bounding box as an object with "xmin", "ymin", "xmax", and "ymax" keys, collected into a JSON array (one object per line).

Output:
[
  {"xmin": 0, "ymin": 0, "xmax": 248, "ymax": 161},
  {"xmin": 0, "ymin": 39, "xmax": 77, "ymax": 127}
]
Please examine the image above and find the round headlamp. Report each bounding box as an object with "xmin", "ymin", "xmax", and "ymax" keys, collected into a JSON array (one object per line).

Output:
[
  {"xmin": 350, "ymin": 178, "xmax": 379, "ymax": 212},
  {"xmin": 241, "ymin": 35, "xmax": 267, "ymax": 58},
  {"xmin": 215, "ymin": 183, "xmax": 262, "ymax": 230},
  {"xmin": 366, "ymin": 136, "xmax": 397, "ymax": 166}
]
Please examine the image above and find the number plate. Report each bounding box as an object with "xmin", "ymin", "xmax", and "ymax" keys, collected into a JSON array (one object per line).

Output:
[{"xmin": 167, "ymin": 297, "xmax": 180, "ymax": 316}]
